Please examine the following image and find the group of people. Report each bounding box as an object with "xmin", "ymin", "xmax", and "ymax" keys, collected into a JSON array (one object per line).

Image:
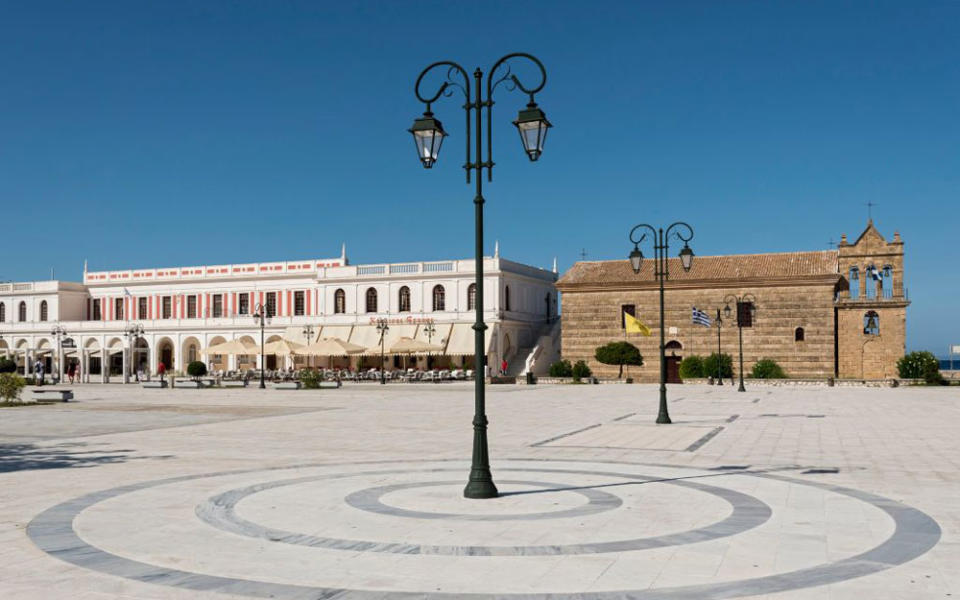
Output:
[{"xmin": 32, "ymin": 359, "xmax": 81, "ymax": 384}]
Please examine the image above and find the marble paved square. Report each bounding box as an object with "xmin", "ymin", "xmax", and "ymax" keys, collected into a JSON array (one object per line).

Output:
[{"xmin": 0, "ymin": 382, "xmax": 957, "ymax": 599}]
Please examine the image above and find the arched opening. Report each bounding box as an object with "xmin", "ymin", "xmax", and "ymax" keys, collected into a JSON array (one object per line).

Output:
[
  {"xmin": 237, "ymin": 335, "xmax": 257, "ymax": 370},
  {"xmin": 504, "ymin": 285, "xmax": 511, "ymax": 311},
  {"xmin": 848, "ymin": 267, "xmax": 860, "ymax": 299},
  {"xmin": 334, "ymin": 288, "xmax": 346, "ymax": 314},
  {"xmin": 365, "ymin": 288, "xmax": 378, "ymax": 313},
  {"xmin": 18, "ymin": 301, "xmax": 26, "ymax": 322},
  {"xmin": 0, "ymin": 302, "xmax": 5, "ymax": 322},
  {"xmin": 665, "ymin": 340, "xmax": 683, "ymax": 384},
  {"xmin": 865, "ymin": 265, "xmax": 878, "ymax": 299},
  {"xmin": 84, "ymin": 338, "xmax": 101, "ymax": 377},
  {"xmin": 432, "ymin": 285, "xmax": 445, "ymax": 311},
  {"xmin": 39, "ymin": 301, "xmax": 48, "ymax": 322},
  {"xmin": 133, "ymin": 337, "xmax": 149, "ymax": 376},
  {"xmin": 206, "ymin": 336, "xmax": 227, "ymax": 372},
  {"xmin": 157, "ymin": 338, "xmax": 175, "ymax": 373},
  {"xmin": 107, "ymin": 337, "xmax": 124, "ymax": 376},
  {"xmin": 265, "ymin": 334, "xmax": 282, "ymax": 371},
  {"xmin": 398, "ymin": 286, "xmax": 411, "ymax": 312},
  {"xmin": 795, "ymin": 327, "xmax": 805, "ymax": 342},
  {"xmin": 182, "ymin": 337, "xmax": 201, "ymax": 369},
  {"xmin": 467, "ymin": 283, "xmax": 477, "ymax": 311},
  {"xmin": 863, "ymin": 311, "xmax": 880, "ymax": 336}
]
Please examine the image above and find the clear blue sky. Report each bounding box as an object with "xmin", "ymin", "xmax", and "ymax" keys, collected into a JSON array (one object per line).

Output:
[{"xmin": 1, "ymin": 1, "xmax": 957, "ymax": 353}]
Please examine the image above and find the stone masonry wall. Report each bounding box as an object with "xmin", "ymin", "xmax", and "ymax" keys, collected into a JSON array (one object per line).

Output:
[{"xmin": 560, "ymin": 283, "xmax": 837, "ymax": 382}]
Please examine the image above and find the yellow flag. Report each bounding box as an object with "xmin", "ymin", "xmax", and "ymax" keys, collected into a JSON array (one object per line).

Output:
[{"xmin": 624, "ymin": 311, "xmax": 651, "ymax": 336}]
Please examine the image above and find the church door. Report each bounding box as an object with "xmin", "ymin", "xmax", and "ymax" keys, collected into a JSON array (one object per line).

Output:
[{"xmin": 666, "ymin": 355, "xmax": 682, "ymax": 384}]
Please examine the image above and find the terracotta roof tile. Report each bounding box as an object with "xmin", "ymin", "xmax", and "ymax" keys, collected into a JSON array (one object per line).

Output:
[{"xmin": 557, "ymin": 250, "xmax": 839, "ymax": 287}]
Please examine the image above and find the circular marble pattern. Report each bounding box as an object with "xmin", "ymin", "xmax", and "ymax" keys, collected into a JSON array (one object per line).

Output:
[{"xmin": 27, "ymin": 458, "xmax": 942, "ymax": 599}]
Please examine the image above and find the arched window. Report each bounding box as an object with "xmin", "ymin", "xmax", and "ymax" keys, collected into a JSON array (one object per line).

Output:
[
  {"xmin": 40, "ymin": 301, "xmax": 48, "ymax": 322},
  {"xmin": 0, "ymin": 302, "xmax": 5, "ymax": 323},
  {"xmin": 365, "ymin": 287, "xmax": 378, "ymax": 313},
  {"xmin": 795, "ymin": 327, "xmax": 805, "ymax": 342},
  {"xmin": 848, "ymin": 267, "xmax": 860, "ymax": 299},
  {"xmin": 432, "ymin": 285, "xmax": 445, "ymax": 311},
  {"xmin": 398, "ymin": 286, "xmax": 411, "ymax": 312},
  {"xmin": 504, "ymin": 285, "xmax": 511, "ymax": 311},
  {"xmin": 863, "ymin": 311, "xmax": 880, "ymax": 335},
  {"xmin": 18, "ymin": 301, "xmax": 27, "ymax": 322},
  {"xmin": 882, "ymin": 265, "xmax": 893, "ymax": 298},
  {"xmin": 467, "ymin": 283, "xmax": 477, "ymax": 311},
  {"xmin": 865, "ymin": 265, "xmax": 878, "ymax": 299},
  {"xmin": 334, "ymin": 289, "xmax": 346, "ymax": 314}
]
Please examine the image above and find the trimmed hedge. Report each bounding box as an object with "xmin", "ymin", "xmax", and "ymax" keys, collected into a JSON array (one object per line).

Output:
[
  {"xmin": 594, "ymin": 342, "xmax": 643, "ymax": 379},
  {"xmin": 679, "ymin": 355, "xmax": 705, "ymax": 379},
  {"xmin": 751, "ymin": 359, "xmax": 787, "ymax": 379},
  {"xmin": 548, "ymin": 360, "xmax": 573, "ymax": 377},
  {"xmin": 703, "ymin": 353, "xmax": 733, "ymax": 379},
  {"xmin": 571, "ymin": 360, "xmax": 592, "ymax": 381}
]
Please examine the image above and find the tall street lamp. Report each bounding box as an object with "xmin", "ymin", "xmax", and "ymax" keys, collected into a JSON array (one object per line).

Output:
[
  {"xmin": 376, "ymin": 318, "xmax": 389, "ymax": 385},
  {"xmin": 50, "ymin": 324, "xmax": 67, "ymax": 384},
  {"xmin": 410, "ymin": 53, "xmax": 551, "ymax": 499},
  {"xmin": 253, "ymin": 303, "xmax": 269, "ymax": 389},
  {"xmin": 723, "ymin": 293, "xmax": 757, "ymax": 392},
  {"xmin": 302, "ymin": 324, "xmax": 315, "ymax": 371},
  {"xmin": 423, "ymin": 322, "xmax": 436, "ymax": 370},
  {"xmin": 715, "ymin": 309, "xmax": 723, "ymax": 385},
  {"xmin": 628, "ymin": 223, "xmax": 695, "ymax": 424},
  {"xmin": 124, "ymin": 323, "xmax": 145, "ymax": 382}
]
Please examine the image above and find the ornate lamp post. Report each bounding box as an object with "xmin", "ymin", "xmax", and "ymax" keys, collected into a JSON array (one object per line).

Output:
[
  {"xmin": 302, "ymin": 324, "xmax": 315, "ymax": 370},
  {"xmin": 376, "ymin": 318, "xmax": 389, "ymax": 385},
  {"xmin": 253, "ymin": 303, "xmax": 270, "ymax": 389},
  {"xmin": 723, "ymin": 293, "xmax": 757, "ymax": 392},
  {"xmin": 628, "ymin": 223, "xmax": 695, "ymax": 424},
  {"xmin": 422, "ymin": 322, "xmax": 436, "ymax": 370},
  {"xmin": 410, "ymin": 53, "xmax": 551, "ymax": 499},
  {"xmin": 715, "ymin": 309, "xmax": 723, "ymax": 386},
  {"xmin": 50, "ymin": 324, "xmax": 67, "ymax": 384},
  {"xmin": 124, "ymin": 323, "xmax": 145, "ymax": 382}
]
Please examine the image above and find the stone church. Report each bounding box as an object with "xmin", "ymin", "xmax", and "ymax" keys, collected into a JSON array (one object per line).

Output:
[{"xmin": 556, "ymin": 221, "xmax": 907, "ymax": 381}]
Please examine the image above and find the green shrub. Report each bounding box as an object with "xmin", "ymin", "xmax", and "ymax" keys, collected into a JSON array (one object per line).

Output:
[
  {"xmin": 679, "ymin": 355, "xmax": 705, "ymax": 379},
  {"xmin": 548, "ymin": 360, "xmax": 573, "ymax": 377},
  {"xmin": 187, "ymin": 361, "xmax": 208, "ymax": 381},
  {"xmin": 0, "ymin": 358, "xmax": 16, "ymax": 374},
  {"xmin": 703, "ymin": 353, "xmax": 733, "ymax": 379},
  {"xmin": 572, "ymin": 360, "xmax": 592, "ymax": 382},
  {"xmin": 924, "ymin": 368, "xmax": 948, "ymax": 386},
  {"xmin": 0, "ymin": 373, "xmax": 27, "ymax": 402},
  {"xmin": 300, "ymin": 368, "xmax": 322, "ymax": 389},
  {"xmin": 751, "ymin": 358, "xmax": 787, "ymax": 379},
  {"xmin": 594, "ymin": 342, "xmax": 643, "ymax": 378},
  {"xmin": 896, "ymin": 351, "xmax": 939, "ymax": 379}
]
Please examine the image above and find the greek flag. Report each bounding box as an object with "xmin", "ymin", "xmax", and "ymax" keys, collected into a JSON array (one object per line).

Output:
[{"xmin": 692, "ymin": 306, "xmax": 712, "ymax": 327}]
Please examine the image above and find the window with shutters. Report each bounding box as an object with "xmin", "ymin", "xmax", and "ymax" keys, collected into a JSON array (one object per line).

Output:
[
  {"xmin": 139, "ymin": 297, "xmax": 148, "ymax": 319},
  {"xmin": 432, "ymin": 285, "xmax": 445, "ymax": 311},
  {"xmin": 467, "ymin": 284, "xmax": 477, "ymax": 311},
  {"xmin": 398, "ymin": 286, "xmax": 411, "ymax": 312},
  {"xmin": 238, "ymin": 293, "xmax": 249, "ymax": 315},
  {"xmin": 187, "ymin": 295, "xmax": 197, "ymax": 319},
  {"xmin": 266, "ymin": 292, "xmax": 277, "ymax": 318},
  {"xmin": 92, "ymin": 299, "xmax": 101, "ymax": 321},
  {"xmin": 115, "ymin": 298, "xmax": 124, "ymax": 320},
  {"xmin": 365, "ymin": 288, "xmax": 378, "ymax": 313},
  {"xmin": 40, "ymin": 301, "xmax": 48, "ymax": 322},
  {"xmin": 162, "ymin": 297, "xmax": 172, "ymax": 319},
  {"xmin": 294, "ymin": 291, "xmax": 305, "ymax": 316},
  {"xmin": 334, "ymin": 289, "xmax": 346, "ymax": 314},
  {"xmin": 212, "ymin": 295, "xmax": 223, "ymax": 318}
]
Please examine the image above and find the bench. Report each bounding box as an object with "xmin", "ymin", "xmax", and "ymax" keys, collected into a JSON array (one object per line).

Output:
[
  {"xmin": 31, "ymin": 389, "xmax": 73, "ymax": 402},
  {"xmin": 318, "ymin": 381, "xmax": 341, "ymax": 389},
  {"xmin": 273, "ymin": 382, "xmax": 301, "ymax": 390},
  {"xmin": 222, "ymin": 380, "xmax": 248, "ymax": 388},
  {"xmin": 142, "ymin": 381, "xmax": 167, "ymax": 389}
]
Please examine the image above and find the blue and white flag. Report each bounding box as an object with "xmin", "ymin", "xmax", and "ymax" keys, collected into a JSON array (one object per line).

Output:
[{"xmin": 692, "ymin": 306, "xmax": 712, "ymax": 327}]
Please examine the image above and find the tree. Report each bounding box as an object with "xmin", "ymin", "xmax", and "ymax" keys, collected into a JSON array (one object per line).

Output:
[
  {"xmin": 548, "ymin": 359, "xmax": 573, "ymax": 377},
  {"xmin": 572, "ymin": 360, "xmax": 592, "ymax": 382},
  {"xmin": 896, "ymin": 351, "xmax": 939, "ymax": 379},
  {"xmin": 594, "ymin": 342, "xmax": 644, "ymax": 379},
  {"xmin": 300, "ymin": 368, "xmax": 322, "ymax": 389},
  {"xmin": 0, "ymin": 373, "xmax": 26, "ymax": 403},
  {"xmin": 703, "ymin": 353, "xmax": 733, "ymax": 379},
  {"xmin": 679, "ymin": 355, "xmax": 705, "ymax": 379},
  {"xmin": 187, "ymin": 361, "xmax": 207, "ymax": 382},
  {"xmin": 751, "ymin": 359, "xmax": 787, "ymax": 379},
  {"xmin": 0, "ymin": 358, "xmax": 16, "ymax": 374}
]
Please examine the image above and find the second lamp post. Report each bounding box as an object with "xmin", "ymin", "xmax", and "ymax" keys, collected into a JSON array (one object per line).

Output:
[
  {"xmin": 628, "ymin": 223, "xmax": 695, "ymax": 424},
  {"xmin": 410, "ymin": 53, "xmax": 552, "ymax": 499},
  {"xmin": 723, "ymin": 293, "xmax": 756, "ymax": 392},
  {"xmin": 253, "ymin": 303, "xmax": 269, "ymax": 389}
]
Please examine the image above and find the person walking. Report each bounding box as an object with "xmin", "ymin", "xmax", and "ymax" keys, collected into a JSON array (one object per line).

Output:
[
  {"xmin": 35, "ymin": 359, "xmax": 44, "ymax": 386},
  {"xmin": 67, "ymin": 362, "xmax": 75, "ymax": 384},
  {"xmin": 500, "ymin": 358, "xmax": 508, "ymax": 376},
  {"xmin": 157, "ymin": 361, "xmax": 166, "ymax": 382}
]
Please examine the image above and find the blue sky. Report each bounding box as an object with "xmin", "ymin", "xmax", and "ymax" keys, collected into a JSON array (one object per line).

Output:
[{"xmin": 1, "ymin": 1, "xmax": 957, "ymax": 353}]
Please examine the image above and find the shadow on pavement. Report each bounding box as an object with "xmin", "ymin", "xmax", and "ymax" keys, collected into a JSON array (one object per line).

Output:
[{"xmin": 0, "ymin": 442, "xmax": 174, "ymax": 473}]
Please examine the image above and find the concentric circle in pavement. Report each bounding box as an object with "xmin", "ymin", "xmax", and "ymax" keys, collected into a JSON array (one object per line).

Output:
[{"xmin": 27, "ymin": 458, "xmax": 941, "ymax": 598}]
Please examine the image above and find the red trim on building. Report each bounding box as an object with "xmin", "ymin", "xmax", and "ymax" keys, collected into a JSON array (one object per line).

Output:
[{"xmin": 306, "ymin": 290, "xmax": 311, "ymax": 316}]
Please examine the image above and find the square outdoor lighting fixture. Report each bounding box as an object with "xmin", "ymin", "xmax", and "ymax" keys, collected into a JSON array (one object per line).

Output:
[
  {"xmin": 513, "ymin": 102, "xmax": 552, "ymax": 161},
  {"xmin": 678, "ymin": 244, "xmax": 694, "ymax": 271},
  {"xmin": 409, "ymin": 111, "xmax": 447, "ymax": 168}
]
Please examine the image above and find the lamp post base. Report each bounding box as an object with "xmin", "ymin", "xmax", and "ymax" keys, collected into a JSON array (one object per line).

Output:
[
  {"xmin": 738, "ymin": 381, "xmax": 746, "ymax": 392},
  {"xmin": 656, "ymin": 413, "xmax": 673, "ymax": 424},
  {"xmin": 464, "ymin": 472, "xmax": 499, "ymax": 499}
]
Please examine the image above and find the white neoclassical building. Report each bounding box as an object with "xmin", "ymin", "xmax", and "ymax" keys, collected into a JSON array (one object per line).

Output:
[{"xmin": 0, "ymin": 246, "xmax": 559, "ymax": 381}]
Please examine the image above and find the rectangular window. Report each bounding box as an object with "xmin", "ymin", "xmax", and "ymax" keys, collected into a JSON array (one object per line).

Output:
[
  {"xmin": 115, "ymin": 298, "xmax": 124, "ymax": 320},
  {"xmin": 238, "ymin": 293, "xmax": 249, "ymax": 315},
  {"xmin": 92, "ymin": 299, "xmax": 102, "ymax": 321},
  {"xmin": 621, "ymin": 304, "xmax": 636, "ymax": 329},
  {"xmin": 187, "ymin": 295, "xmax": 197, "ymax": 319},
  {"xmin": 138, "ymin": 297, "xmax": 147, "ymax": 319},
  {"xmin": 162, "ymin": 296, "xmax": 172, "ymax": 319},
  {"xmin": 737, "ymin": 302, "xmax": 754, "ymax": 328},
  {"xmin": 212, "ymin": 295, "xmax": 223, "ymax": 318},
  {"xmin": 294, "ymin": 291, "xmax": 305, "ymax": 316},
  {"xmin": 266, "ymin": 292, "xmax": 277, "ymax": 318}
]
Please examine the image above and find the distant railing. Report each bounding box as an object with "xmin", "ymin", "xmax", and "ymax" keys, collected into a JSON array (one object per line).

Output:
[
  {"xmin": 389, "ymin": 264, "xmax": 419, "ymax": 274},
  {"xmin": 423, "ymin": 262, "xmax": 454, "ymax": 273},
  {"xmin": 357, "ymin": 265, "xmax": 386, "ymax": 275}
]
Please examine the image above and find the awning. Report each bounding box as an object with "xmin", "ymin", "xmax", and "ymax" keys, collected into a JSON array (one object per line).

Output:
[
  {"xmin": 352, "ymin": 324, "xmax": 418, "ymax": 355},
  {"xmin": 444, "ymin": 323, "xmax": 496, "ymax": 355},
  {"xmin": 301, "ymin": 337, "xmax": 366, "ymax": 357},
  {"xmin": 202, "ymin": 339, "xmax": 258, "ymax": 355},
  {"xmin": 389, "ymin": 337, "xmax": 445, "ymax": 354},
  {"xmin": 319, "ymin": 325, "xmax": 353, "ymax": 343},
  {"xmin": 413, "ymin": 323, "xmax": 452, "ymax": 347},
  {"xmin": 283, "ymin": 326, "xmax": 318, "ymax": 345}
]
